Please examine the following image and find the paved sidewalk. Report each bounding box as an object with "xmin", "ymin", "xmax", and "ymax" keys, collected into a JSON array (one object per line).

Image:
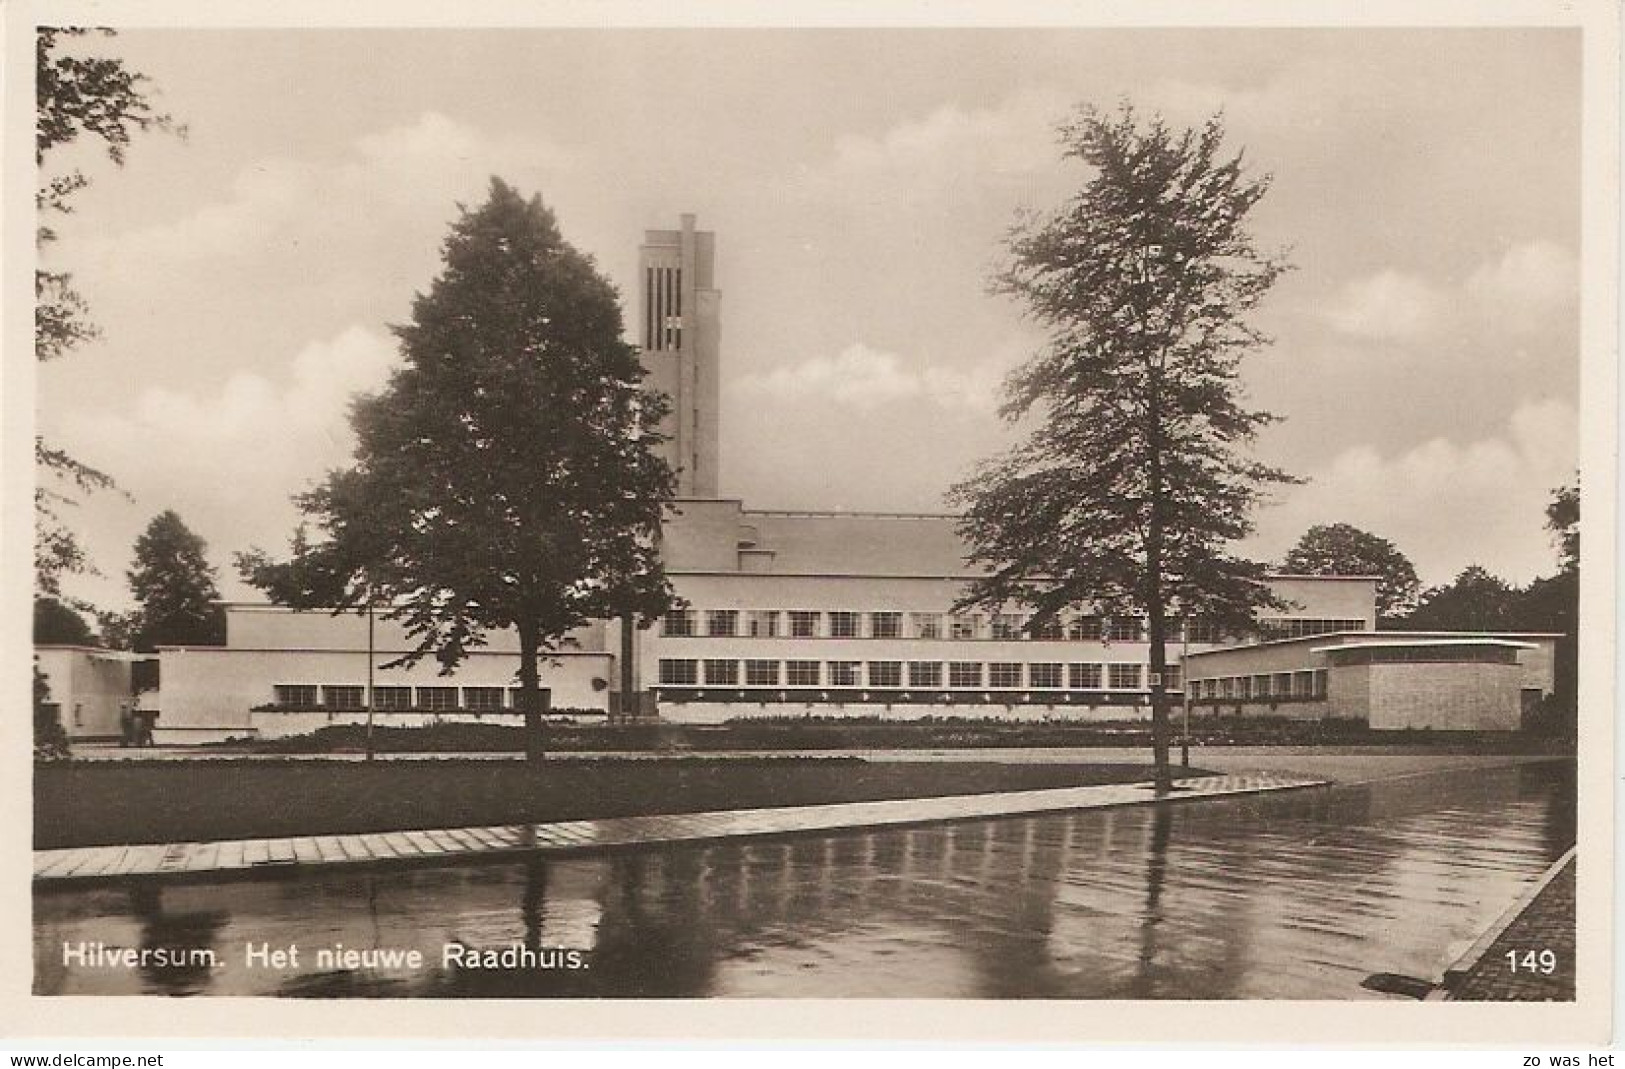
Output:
[
  {"xmin": 1441, "ymin": 848, "xmax": 1577, "ymax": 1001},
  {"xmin": 35, "ymin": 770, "xmax": 1323, "ymax": 886}
]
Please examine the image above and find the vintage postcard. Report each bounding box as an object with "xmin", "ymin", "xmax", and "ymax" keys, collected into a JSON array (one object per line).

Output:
[{"xmin": 3, "ymin": 0, "xmax": 1617, "ymax": 1048}]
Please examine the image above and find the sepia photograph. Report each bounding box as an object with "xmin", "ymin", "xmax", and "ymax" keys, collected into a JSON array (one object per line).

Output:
[{"xmin": 6, "ymin": 0, "xmax": 1617, "ymax": 1048}]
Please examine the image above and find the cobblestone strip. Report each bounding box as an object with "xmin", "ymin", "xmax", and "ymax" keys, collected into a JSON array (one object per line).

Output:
[
  {"xmin": 1440, "ymin": 848, "xmax": 1577, "ymax": 1002},
  {"xmin": 35, "ymin": 771, "xmax": 1326, "ymax": 885}
]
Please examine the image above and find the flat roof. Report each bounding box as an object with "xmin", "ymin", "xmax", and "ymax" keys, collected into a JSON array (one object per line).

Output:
[
  {"xmin": 1186, "ymin": 628, "xmax": 1563, "ymax": 658},
  {"xmin": 1310, "ymin": 637, "xmax": 1537, "ymax": 653}
]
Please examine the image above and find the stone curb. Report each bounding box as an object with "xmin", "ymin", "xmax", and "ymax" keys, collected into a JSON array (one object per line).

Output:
[
  {"xmin": 34, "ymin": 772, "xmax": 1328, "ymax": 888},
  {"xmin": 1429, "ymin": 844, "xmax": 1578, "ymax": 999}
]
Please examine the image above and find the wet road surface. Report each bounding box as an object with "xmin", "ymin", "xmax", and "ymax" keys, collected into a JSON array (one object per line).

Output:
[{"xmin": 34, "ymin": 760, "xmax": 1573, "ymax": 999}]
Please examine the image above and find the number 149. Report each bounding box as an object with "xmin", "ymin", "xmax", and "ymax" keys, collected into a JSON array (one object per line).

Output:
[{"xmin": 1505, "ymin": 949, "xmax": 1557, "ymax": 974}]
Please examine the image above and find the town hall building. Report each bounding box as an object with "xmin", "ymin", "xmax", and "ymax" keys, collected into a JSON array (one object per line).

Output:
[{"xmin": 38, "ymin": 216, "xmax": 1559, "ymax": 742}]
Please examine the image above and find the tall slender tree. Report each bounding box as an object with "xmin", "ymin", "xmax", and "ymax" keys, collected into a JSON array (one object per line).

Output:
[
  {"xmin": 240, "ymin": 179, "xmax": 676, "ymax": 761},
  {"xmin": 127, "ymin": 510, "xmax": 226, "ymax": 651},
  {"xmin": 951, "ymin": 105, "xmax": 1295, "ymax": 790}
]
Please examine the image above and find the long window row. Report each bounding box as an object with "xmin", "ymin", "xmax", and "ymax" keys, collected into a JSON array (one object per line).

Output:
[
  {"xmin": 1257, "ymin": 618, "xmax": 1368, "ymax": 641},
  {"xmin": 1188, "ymin": 670, "xmax": 1328, "ymax": 702},
  {"xmin": 660, "ymin": 609, "xmax": 1243, "ymax": 643},
  {"xmin": 656, "ymin": 659, "xmax": 1182, "ymax": 692},
  {"xmin": 270, "ymin": 684, "xmax": 551, "ymax": 712}
]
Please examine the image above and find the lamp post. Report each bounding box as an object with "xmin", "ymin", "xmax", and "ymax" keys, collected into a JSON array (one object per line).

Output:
[
  {"xmin": 1180, "ymin": 612, "xmax": 1191, "ymax": 769},
  {"xmin": 365, "ymin": 599, "xmax": 376, "ymax": 763}
]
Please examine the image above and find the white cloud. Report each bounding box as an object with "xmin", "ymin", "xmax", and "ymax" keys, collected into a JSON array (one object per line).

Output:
[
  {"xmin": 61, "ymin": 325, "xmax": 401, "ymax": 510},
  {"xmin": 731, "ymin": 343, "xmax": 1011, "ymax": 414},
  {"xmin": 1466, "ymin": 239, "xmax": 1578, "ymax": 333},
  {"xmin": 1326, "ymin": 241, "xmax": 1577, "ymax": 345},
  {"xmin": 828, "ymin": 86, "xmax": 1070, "ymax": 182},
  {"xmin": 1252, "ymin": 397, "xmax": 1578, "ymax": 584},
  {"xmin": 1325, "ymin": 269, "xmax": 1444, "ymax": 340},
  {"xmin": 85, "ymin": 111, "xmax": 581, "ymax": 270}
]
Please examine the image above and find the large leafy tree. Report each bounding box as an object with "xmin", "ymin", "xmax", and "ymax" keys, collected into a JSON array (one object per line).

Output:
[
  {"xmin": 1546, "ymin": 478, "xmax": 1579, "ymax": 575},
  {"xmin": 36, "ymin": 28, "xmax": 176, "ymax": 596},
  {"xmin": 1518, "ymin": 477, "xmax": 1578, "ymax": 718},
  {"xmin": 951, "ymin": 105, "xmax": 1295, "ymax": 790},
  {"xmin": 127, "ymin": 510, "xmax": 226, "ymax": 651},
  {"xmin": 1281, "ymin": 522, "xmax": 1421, "ymax": 624},
  {"xmin": 1404, "ymin": 565, "xmax": 1521, "ymax": 632},
  {"xmin": 240, "ymin": 179, "xmax": 677, "ymax": 761},
  {"xmin": 34, "ymin": 596, "xmax": 99, "ymax": 645}
]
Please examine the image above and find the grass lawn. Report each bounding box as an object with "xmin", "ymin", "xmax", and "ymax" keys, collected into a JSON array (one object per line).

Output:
[{"xmin": 34, "ymin": 758, "xmax": 1204, "ymax": 849}]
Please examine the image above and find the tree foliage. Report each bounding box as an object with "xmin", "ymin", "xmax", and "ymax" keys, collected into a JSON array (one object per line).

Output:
[
  {"xmin": 1547, "ymin": 477, "xmax": 1579, "ymax": 575},
  {"xmin": 1404, "ymin": 565, "xmax": 1521, "ymax": 632},
  {"xmin": 1281, "ymin": 522, "xmax": 1420, "ymax": 623},
  {"xmin": 950, "ymin": 104, "xmax": 1294, "ymax": 788},
  {"xmin": 34, "ymin": 659, "xmax": 72, "ymax": 761},
  {"xmin": 34, "ymin": 596, "xmax": 98, "ymax": 645},
  {"xmin": 35, "ymin": 28, "xmax": 177, "ymax": 597},
  {"xmin": 239, "ymin": 178, "xmax": 677, "ymax": 760},
  {"xmin": 127, "ymin": 510, "xmax": 226, "ymax": 652}
]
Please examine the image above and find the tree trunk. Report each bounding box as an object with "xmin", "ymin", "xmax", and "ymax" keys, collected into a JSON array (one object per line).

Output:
[
  {"xmin": 518, "ymin": 619, "xmax": 545, "ymax": 762},
  {"xmin": 1144, "ymin": 373, "xmax": 1173, "ymax": 793},
  {"xmin": 619, "ymin": 611, "xmax": 636, "ymax": 724}
]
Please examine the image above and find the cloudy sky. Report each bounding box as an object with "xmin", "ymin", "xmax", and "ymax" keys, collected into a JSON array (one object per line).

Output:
[{"xmin": 36, "ymin": 27, "xmax": 1581, "ymax": 611}]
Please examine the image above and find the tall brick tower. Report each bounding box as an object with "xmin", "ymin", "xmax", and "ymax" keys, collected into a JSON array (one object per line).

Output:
[{"xmin": 638, "ymin": 214, "xmax": 720, "ymax": 498}]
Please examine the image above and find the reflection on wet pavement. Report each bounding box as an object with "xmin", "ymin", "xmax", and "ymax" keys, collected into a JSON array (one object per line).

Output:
[{"xmin": 34, "ymin": 761, "xmax": 1573, "ymax": 999}]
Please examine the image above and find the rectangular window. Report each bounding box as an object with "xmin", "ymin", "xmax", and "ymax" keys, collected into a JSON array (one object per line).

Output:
[
  {"xmin": 829, "ymin": 612, "xmax": 862, "ymax": 639},
  {"xmin": 705, "ymin": 610, "xmax": 738, "ymax": 637},
  {"xmin": 417, "ymin": 687, "xmax": 457, "ymax": 711},
  {"xmin": 323, "ymin": 685, "xmax": 364, "ymax": 710},
  {"xmin": 1068, "ymin": 616, "xmax": 1104, "ymax": 641},
  {"xmin": 1068, "ymin": 663, "xmax": 1104, "ymax": 689},
  {"xmin": 908, "ymin": 661, "xmax": 943, "ymax": 687},
  {"xmin": 786, "ymin": 660, "xmax": 820, "ymax": 686},
  {"xmin": 1272, "ymin": 672, "xmax": 1293, "ymax": 698},
  {"xmin": 1252, "ymin": 674, "xmax": 1272, "ymax": 698},
  {"xmin": 745, "ymin": 610, "xmax": 780, "ymax": 637},
  {"xmin": 989, "ymin": 662, "xmax": 1023, "ymax": 688},
  {"xmin": 1108, "ymin": 618, "xmax": 1145, "ymax": 642},
  {"xmin": 1236, "ymin": 676, "xmax": 1251, "ymax": 700},
  {"xmin": 1312, "ymin": 669, "xmax": 1330, "ymax": 698},
  {"xmin": 870, "ymin": 612, "xmax": 902, "ymax": 639},
  {"xmin": 1292, "ymin": 670, "xmax": 1315, "ymax": 699},
  {"xmin": 868, "ymin": 661, "xmax": 903, "ymax": 687},
  {"xmin": 1220, "ymin": 677, "xmax": 1236, "ymax": 699},
  {"xmin": 1030, "ymin": 617, "xmax": 1064, "ymax": 641},
  {"xmin": 910, "ymin": 613, "xmax": 943, "ymax": 640},
  {"xmin": 948, "ymin": 661, "xmax": 984, "ymax": 688},
  {"xmin": 1108, "ymin": 663, "xmax": 1143, "ymax": 690},
  {"xmin": 507, "ymin": 687, "xmax": 552, "ymax": 711},
  {"xmin": 274, "ymin": 684, "xmax": 317, "ymax": 708},
  {"xmin": 464, "ymin": 687, "xmax": 504, "ymax": 711},
  {"xmin": 991, "ymin": 614, "xmax": 1025, "ymax": 640},
  {"xmin": 662, "ymin": 609, "xmax": 696, "ymax": 637},
  {"xmin": 789, "ymin": 611, "xmax": 821, "ymax": 638},
  {"xmin": 1029, "ymin": 663, "xmax": 1063, "ymax": 689},
  {"xmin": 950, "ymin": 614, "xmax": 980, "ymax": 641},
  {"xmin": 374, "ymin": 686, "xmax": 412, "ymax": 710},
  {"xmin": 703, "ymin": 659, "xmax": 739, "ymax": 686},
  {"xmin": 1186, "ymin": 620, "xmax": 1223, "ymax": 644},
  {"xmin": 745, "ymin": 659, "xmax": 780, "ymax": 686},
  {"xmin": 827, "ymin": 661, "xmax": 861, "ymax": 687},
  {"xmin": 659, "ymin": 659, "xmax": 699, "ymax": 686},
  {"xmin": 1164, "ymin": 665, "xmax": 1183, "ymax": 691}
]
